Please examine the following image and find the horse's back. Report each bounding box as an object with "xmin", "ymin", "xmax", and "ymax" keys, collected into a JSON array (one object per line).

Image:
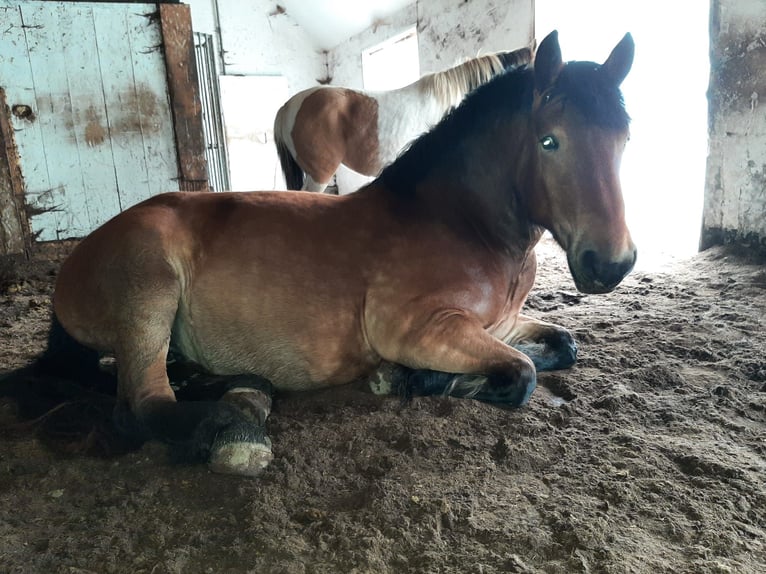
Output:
[{"xmin": 373, "ymin": 84, "xmax": 446, "ymax": 166}]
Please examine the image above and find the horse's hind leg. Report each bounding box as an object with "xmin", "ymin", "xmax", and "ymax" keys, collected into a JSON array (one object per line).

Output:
[
  {"xmin": 506, "ymin": 314, "xmax": 577, "ymax": 371},
  {"xmin": 199, "ymin": 376, "xmax": 274, "ymax": 476},
  {"xmin": 116, "ymin": 345, "xmax": 274, "ymax": 476},
  {"xmin": 117, "ymin": 351, "xmax": 274, "ymax": 477}
]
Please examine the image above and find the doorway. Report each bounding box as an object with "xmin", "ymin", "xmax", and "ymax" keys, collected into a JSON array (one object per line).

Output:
[{"xmin": 536, "ymin": 1, "xmax": 710, "ymax": 267}]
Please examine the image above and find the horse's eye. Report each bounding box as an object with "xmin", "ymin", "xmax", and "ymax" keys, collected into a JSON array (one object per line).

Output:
[{"xmin": 540, "ymin": 135, "xmax": 559, "ymax": 151}]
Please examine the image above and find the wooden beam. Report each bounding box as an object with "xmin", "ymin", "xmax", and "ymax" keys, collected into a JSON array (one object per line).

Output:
[{"xmin": 159, "ymin": 3, "xmax": 208, "ymax": 191}]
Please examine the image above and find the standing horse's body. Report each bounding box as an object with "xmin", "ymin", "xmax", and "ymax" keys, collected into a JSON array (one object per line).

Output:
[
  {"xmin": 30, "ymin": 32, "xmax": 636, "ymax": 476},
  {"xmin": 274, "ymin": 47, "xmax": 532, "ymax": 192}
]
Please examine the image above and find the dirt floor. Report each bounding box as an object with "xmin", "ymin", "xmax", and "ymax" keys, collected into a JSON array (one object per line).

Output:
[{"xmin": 0, "ymin": 237, "xmax": 764, "ymax": 574}]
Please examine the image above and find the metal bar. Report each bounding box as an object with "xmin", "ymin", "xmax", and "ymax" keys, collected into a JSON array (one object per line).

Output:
[{"xmin": 193, "ymin": 32, "xmax": 230, "ymax": 192}]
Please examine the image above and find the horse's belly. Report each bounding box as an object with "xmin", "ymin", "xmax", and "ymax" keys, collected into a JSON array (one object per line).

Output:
[{"xmin": 171, "ymin": 301, "xmax": 377, "ymax": 391}]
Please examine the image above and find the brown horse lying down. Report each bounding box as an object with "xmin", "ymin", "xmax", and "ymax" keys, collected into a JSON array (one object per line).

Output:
[{"xmin": 32, "ymin": 31, "xmax": 637, "ymax": 476}]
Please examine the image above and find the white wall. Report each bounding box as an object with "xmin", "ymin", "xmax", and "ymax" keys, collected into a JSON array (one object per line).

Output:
[
  {"xmin": 327, "ymin": 0, "xmax": 533, "ymax": 193},
  {"xmin": 329, "ymin": 3, "xmax": 419, "ymax": 90},
  {"xmin": 186, "ymin": 0, "xmax": 325, "ymax": 94}
]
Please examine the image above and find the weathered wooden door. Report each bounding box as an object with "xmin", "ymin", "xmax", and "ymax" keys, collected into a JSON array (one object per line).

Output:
[{"xmin": 0, "ymin": 1, "xmax": 181, "ymax": 243}]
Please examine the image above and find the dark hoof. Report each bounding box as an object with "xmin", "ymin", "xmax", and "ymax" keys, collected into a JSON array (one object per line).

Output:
[
  {"xmin": 514, "ymin": 330, "xmax": 578, "ymax": 372},
  {"xmin": 208, "ymin": 422, "xmax": 273, "ymax": 477},
  {"xmin": 448, "ymin": 372, "xmax": 537, "ymax": 407},
  {"xmin": 550, "ymin": 331, "xmax": 578, "ymax": 369}
]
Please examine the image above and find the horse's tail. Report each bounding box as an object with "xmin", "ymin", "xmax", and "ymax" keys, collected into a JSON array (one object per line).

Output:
[
  {"xmin": 0, "ymin": 313, "xmax": 115, "ymax": 422},
  {"xmin": 0, "ymin": 313, "xmax": 130, "ymax": 455},
  {"xmin": 273, "ymin": 106, "xmax": 305, "ymax": 190},
  {"xmin": 38, "ymin": 314, "xmax": 106, "ymax": 382}
]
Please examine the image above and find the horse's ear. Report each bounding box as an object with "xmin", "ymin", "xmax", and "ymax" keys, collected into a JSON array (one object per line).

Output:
[
  {"xmin": 534, "ymin": 30, "xmax": 563, "ymax": 91},
  {"xmin": 602, "ymin": 33, "xmax": 634, "ymax": 86}
]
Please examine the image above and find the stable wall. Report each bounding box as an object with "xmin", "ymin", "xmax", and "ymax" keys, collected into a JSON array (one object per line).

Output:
[
  {"xmin": 0, "ymin": 1, "xmax": 200, "ymax": 249},
  {"xmin": 329, "ymin": 0, "xmax": 533, "ymax": 89},
  {"xmin": 703, "ymin": 0, "xmax": 766, "ymax": 252},
  {"xmin": 186, "ymin": 0, "xmax": 325, "ymax": 94}
]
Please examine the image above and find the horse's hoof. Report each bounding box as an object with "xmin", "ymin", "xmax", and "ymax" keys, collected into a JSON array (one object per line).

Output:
[
  {"xmin": 368, "ymin": 367, "xmax": 393, "ymax": 395},
  {"xmin": 208, "ymin": 423, "xmax": 273, "ymax": 477},
  {"xmin": 368, "ymin": 362, "xmax": 411, "ymax": 395},
  {"xmin": 220, "ymin": 386, "xmax": 272, "ymax": 426}
]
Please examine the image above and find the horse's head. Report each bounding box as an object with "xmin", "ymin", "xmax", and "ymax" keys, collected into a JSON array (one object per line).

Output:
[{"xmin": 525, "ymin": 31, "xmax": 637, "ymax": 294}]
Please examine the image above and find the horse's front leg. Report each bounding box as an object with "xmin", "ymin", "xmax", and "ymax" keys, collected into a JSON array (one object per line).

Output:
[
  {"xmin": 115, "ymin": 339, "xmax": 273, "ymax": 477},
  {"xmin": 370, "ymin": 314, "xmax": 538, "ymax": 406},
  {"xmin": 505, "ymin": 314, "xmax": 577, "ymax": 371}
]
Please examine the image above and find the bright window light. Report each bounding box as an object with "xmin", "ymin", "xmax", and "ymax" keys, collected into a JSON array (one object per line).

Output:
[{"xmin": 362, "ymin": 26, "xmax": 419, "ymax": 91}]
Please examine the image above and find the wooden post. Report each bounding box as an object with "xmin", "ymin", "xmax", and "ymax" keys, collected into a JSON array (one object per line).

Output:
[
  {"xmin": 159, "ymin": 3, "xmax": 209, "ymax": 192},
  {"xmin": 0, "ymin": 88, "xmax": 32, "ymax": 256}
]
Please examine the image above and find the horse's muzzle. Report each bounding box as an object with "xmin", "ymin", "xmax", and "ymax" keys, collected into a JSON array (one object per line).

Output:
[{"xmin": 570, "ymin": 247, "xmax": 637, "ymax": 294}]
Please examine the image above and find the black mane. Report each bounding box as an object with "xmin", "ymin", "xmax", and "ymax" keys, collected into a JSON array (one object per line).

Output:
[
  {"xmin": 376, "ymin": 59, "xmax": 630, "ymax": 196},
  {"xmin": 552, "ymin": 61, "xmax": 631, "ymax": 129},
  {"xmin": 377, "ymin": 65, "xmax": 535, "ymax": 195}
]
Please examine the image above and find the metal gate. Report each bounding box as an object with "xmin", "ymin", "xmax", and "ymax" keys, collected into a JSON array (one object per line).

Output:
[{"xmin": 194, "ymin": 32, "xmax": 230, "ymax": 192}]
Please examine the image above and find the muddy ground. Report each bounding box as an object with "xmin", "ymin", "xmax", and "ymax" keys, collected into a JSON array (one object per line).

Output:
[{"xmin": 0, "ymin": 238, "xmax": 764, "ymax": 574}]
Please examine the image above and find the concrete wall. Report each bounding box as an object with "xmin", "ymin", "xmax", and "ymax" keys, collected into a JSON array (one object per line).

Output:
[
  {"xmin": 703, "ymin": 0, "xmax": 766, "ymax": 252},
  {"xmin": 328, "ymin": 0, "xmax": 533, "ymax": 193}
]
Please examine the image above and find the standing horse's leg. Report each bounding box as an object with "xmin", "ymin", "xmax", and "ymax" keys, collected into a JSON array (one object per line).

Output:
[
  {"xmin": 505, "ymin": 314, "xmax": 578, "ymax": 372},
  {"xmin": 369, "ymin": 315, "xmax": 539, "ymax": 406},
  {"xmin": 302, "ymin": 174, "xmax": 330, "ymax": 193}
]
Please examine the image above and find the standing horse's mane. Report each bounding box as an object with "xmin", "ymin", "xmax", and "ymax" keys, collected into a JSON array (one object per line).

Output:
[{"xmin": 418, "ymin": 49, "xmax": 532, "ymax": 110}]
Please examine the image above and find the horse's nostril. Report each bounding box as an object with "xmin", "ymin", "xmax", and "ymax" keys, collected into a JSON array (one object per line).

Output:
[
  {"xmin": 580, "ymin": 249, "xmax": 635, "ymax": 287},
  {"xmin": 581, "ymin": 249, "xmax": 600, "ymax": 278}
]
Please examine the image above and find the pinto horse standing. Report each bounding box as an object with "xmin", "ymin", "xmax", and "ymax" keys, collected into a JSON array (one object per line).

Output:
[
  {"xmin": 273, "ymin": 46, "xmax": 532, "ymax": 192},
  {"xmin": 29, "ymin": 31, "xmax": 636, "ymax": 477}
]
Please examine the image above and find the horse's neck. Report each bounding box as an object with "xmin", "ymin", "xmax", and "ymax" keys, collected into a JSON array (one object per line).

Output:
[
  {"xmin": 411, "ymin": 176, "xmax": 537, "ymax": 259},
  {"xmin": 420, "ymin": 119, "xmax": 540, "ymax": 256}
]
